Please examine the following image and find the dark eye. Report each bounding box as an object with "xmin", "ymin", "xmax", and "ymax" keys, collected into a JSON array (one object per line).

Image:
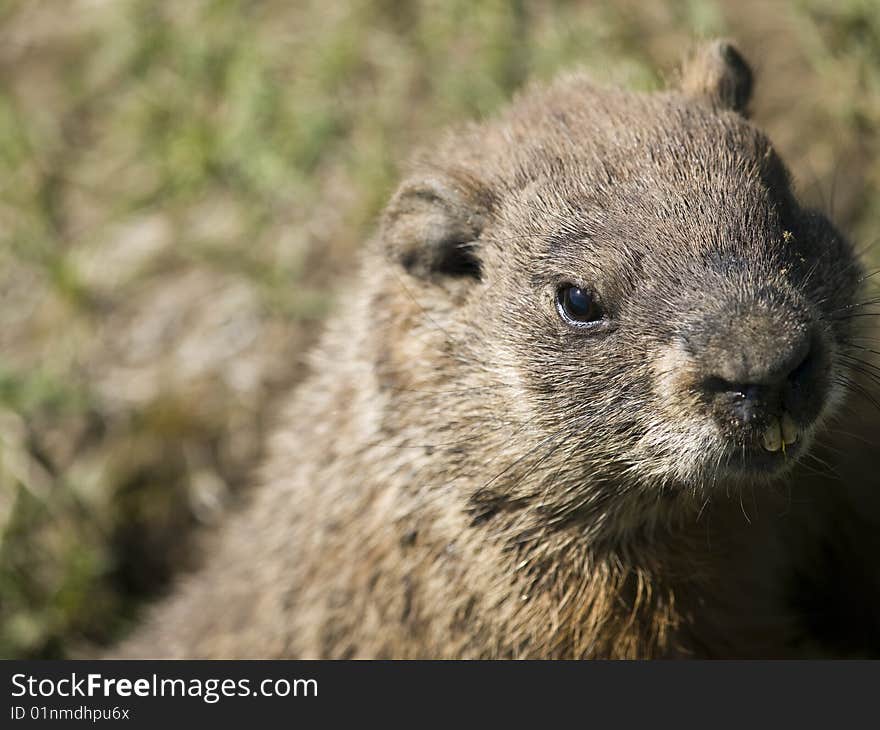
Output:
[{"xmin": 556, "ymin": 285, "xmax": 603, "ymax": 326}]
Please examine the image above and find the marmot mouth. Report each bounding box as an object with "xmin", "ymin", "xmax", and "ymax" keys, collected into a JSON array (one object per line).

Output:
[
  {"xmin": 759, "ymin": 412, "xmax": 800, "ymax": 453},
  {"xmin": 720, "ymin": 423, "xmax": 807, "ymax": 476}
]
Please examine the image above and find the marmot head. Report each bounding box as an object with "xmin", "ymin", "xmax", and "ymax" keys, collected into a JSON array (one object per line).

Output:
[{"xmin": 379, "ymin": 41, "xmax": 863, "ymax": 520}]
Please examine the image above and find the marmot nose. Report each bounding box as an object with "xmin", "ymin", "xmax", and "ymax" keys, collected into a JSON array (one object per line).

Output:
[
  {"xmin": 703, "ymin": 332, "xmax": 812, "ymax": 394},
  {"xmin": 700, "ymin": 337, "xmax": 814, "ymax": 423},
  {"xmin": 687, "ymin": 304, "xmax": 820, "ymax": 425}
]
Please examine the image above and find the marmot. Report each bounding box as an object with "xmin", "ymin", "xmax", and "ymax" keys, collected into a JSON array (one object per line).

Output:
[{"xmin": 114, "ymin": 40, "xmax": 880, "ymax": 659}]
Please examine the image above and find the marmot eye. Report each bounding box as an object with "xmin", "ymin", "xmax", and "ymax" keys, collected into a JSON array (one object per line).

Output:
[{"xmin": 556, "ymin": 285, "xmax": 603, "ymax": 325}]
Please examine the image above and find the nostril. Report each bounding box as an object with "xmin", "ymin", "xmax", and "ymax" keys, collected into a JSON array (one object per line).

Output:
[
  {"xmin": 786, "ymin": 346, "xmax": 813, "ymax": 387},
  {"xmin": 701, "ymin": 376, "xmax": 749, "ymax": 398},
  {"xmin": 699, "ymin": 378, "xmax": 777, "ymax": 426},
  {"xmin": 773, "ymin": 334, "xmax": 813, "ymax": 386},
  {"xmin": 701, "ymin": 377, "xmax": 773, "ymax": 405},
  {"xmin": 701, "ymin": 377, "xmax": 762, "ymax": 398}
]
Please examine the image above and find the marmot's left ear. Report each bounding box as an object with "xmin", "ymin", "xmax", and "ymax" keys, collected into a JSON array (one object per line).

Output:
[
  {"xmin": 679, "ymin": 39, "xmax": 753, "ymax": 114},
  {"xmin": 381, "ymin": 169, "xmax": 493, "ymax": 281}
]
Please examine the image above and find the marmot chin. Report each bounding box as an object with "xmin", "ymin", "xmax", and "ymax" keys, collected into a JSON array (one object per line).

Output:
[{"xmin": 115, "ymin": 40, "xmax": 880, "ymax": 659}]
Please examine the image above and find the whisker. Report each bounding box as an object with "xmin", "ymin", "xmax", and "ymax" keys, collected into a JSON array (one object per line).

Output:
[
  {"xmin": 475, "ymin": 416, "xmax": 587, "ymax": 495},
  {"xmin": 833, "ymin": 311, "xmax": 880, "ymax": 321},
  {"xmin": 829, "ymin": 296, "xmax": 880, "ymax": 316},
  {"xmin": 835, "ymin": 376, "xmax": 880, "ymax": 412}
]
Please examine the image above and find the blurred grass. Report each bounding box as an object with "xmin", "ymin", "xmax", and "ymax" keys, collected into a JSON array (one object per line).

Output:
[{"xmin": 0, "ymin": 0, "xmax": 877, "ymax": 658}]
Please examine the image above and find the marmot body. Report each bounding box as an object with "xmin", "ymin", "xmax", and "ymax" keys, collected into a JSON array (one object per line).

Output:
[{"xmin": 117, "ymin": 41, "xmax": 880, "ymax": 658}]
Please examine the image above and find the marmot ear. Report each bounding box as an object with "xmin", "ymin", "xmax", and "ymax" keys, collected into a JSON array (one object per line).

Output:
[
  {"xmin": 381, "ymin": 171, "xmax": 492, "ymax": 280},
  {"xmin": 679, "ymin": 39, "xmax": 753, "ymax": 114}
]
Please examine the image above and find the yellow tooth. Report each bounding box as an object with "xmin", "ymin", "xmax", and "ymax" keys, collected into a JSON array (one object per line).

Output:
[
  {"xmin": 762, "ymin": 419, "xmax": 782, "ymax": 452},
  {"xmin": 781, "ymin": 412, "xmax": 799, "ymax": 446}
]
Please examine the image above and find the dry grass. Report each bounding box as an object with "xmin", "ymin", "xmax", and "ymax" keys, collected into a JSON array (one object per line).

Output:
[{"xmin": 0, "ymin": 0, "xmax": 877, "ymax": 657}]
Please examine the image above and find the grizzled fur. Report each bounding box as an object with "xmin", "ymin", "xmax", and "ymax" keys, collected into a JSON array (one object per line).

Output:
[{"xmin": 115, "ymin": 41, "xmax": 880, "ymax": 658}]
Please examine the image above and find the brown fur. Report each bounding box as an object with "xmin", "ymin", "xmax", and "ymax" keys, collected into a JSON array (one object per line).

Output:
[{"xmin": 113, "ymin": 41, "xmax": 880, "ymax": 659}]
